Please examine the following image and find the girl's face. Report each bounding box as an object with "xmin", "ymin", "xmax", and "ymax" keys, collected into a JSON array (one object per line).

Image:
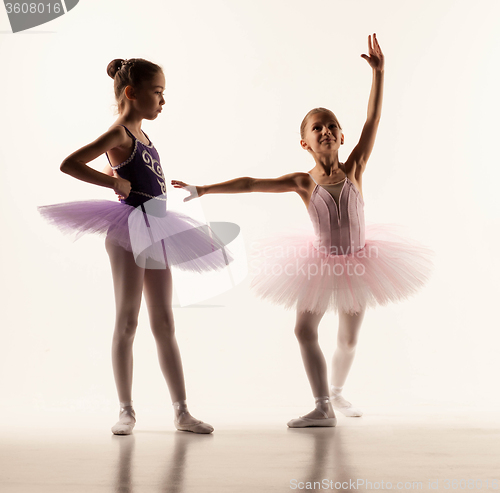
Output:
[
  {"xmin": 300, "ymin": 112, "xmax": 344, "ymax": 155},
  {"xmin": 132, "ymin": 72, "xmax": 166, "ymax": 120}
]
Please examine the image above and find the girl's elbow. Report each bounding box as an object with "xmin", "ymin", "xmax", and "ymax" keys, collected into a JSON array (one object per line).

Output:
[
  {"xmin": 60, "ymin": 159, "xmax": 78, "ymax": 175},
  {"xmin": 60, "ymin": 160, "xmax": 70, "ymax": 173},
  {"xmin": 367, "ymin": 114, "xmax": 381, "ymax": 125}
]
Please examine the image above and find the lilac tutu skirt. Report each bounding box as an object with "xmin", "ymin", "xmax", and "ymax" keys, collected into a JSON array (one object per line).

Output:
[
  {"xmin": 38, "ymin": 199, "xmax": 232, "ymax": 272},
  {"xmin": 249, "ymin": 224, "xmax": 434, "ymax": 314}
]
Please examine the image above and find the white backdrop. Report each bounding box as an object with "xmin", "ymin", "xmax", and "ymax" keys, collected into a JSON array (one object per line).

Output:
[{"xmin": 1, "ymin": 0, "xmax": 499, "ymax": 424}]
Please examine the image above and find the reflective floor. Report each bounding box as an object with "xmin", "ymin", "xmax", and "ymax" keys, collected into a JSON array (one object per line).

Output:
[{"xmin": 1, "ymin": 407, "xmax": 499, "ymax": 493}]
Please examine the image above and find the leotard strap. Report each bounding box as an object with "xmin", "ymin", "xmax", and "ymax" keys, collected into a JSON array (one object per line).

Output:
[
  {"xmin": 117, "ymin": 124, "xmax": 135, "ymax": 140},
  {"xmin": 116, "ymin": 124, "xmax": 152, "ymax": 147},
  {"xmin": 105, "ymin": 125, "xmax": 154, "ymax": 168},
  {"xmin": 308, "ymin": 173, "xmax": 318, "ymax": 185}
]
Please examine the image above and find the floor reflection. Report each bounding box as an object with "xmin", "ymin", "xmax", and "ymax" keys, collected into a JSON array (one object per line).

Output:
[
  {"xmin": 157, "ymin": 433, "xmax": 200, "ymax": 493},
  {"xmin": 110, "ymin": 425, "xmax": 365, "ymax": 492},
  {"xmin": 287, "ymin": 427, "xmax": 364, "ymax": 492},
  {"xmin": 2, "ymin": 410, "xmax": 499, "ymax": 493},
  {"xmin": 112, "ymin": 434, "xmax": 135, "ymax": 493},
  {"xmin": 112, "ymin": 430, "xmax": 214, "ymax": 493}
]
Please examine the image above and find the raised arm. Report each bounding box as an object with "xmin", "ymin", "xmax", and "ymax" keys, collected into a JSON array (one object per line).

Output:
[
  {"xmin": 344, "ymin": 33, "xmax": 385, "ymax": 177},
  {"xmin": 60, "ymin": 126, "xmax": 131, "ymax": 198},
  {"xmin": 171, "ymin": 172, "xmax": 310, "ymax": 202}
]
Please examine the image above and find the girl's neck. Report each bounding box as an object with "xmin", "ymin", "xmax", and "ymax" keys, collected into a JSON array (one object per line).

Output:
[
  {"xmin": 312, "ymin": 154, "xmax": 342, "ymax": 177},
  {"xmin": 115, "ymin": 118, "xmax": 144, "ymax": 136},
  {"xmin": 116, "ymin": 108, "xmax": 143, "ymax": 135}
]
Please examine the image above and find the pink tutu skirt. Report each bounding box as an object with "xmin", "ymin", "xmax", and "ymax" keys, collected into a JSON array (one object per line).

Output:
[
  {"xmin": 38, "ymin": 199, "xmax": 232, "ymax": 272},
  {"xmin": 250, "ymin": 224, "xmax": 434, "ymax": 314}
]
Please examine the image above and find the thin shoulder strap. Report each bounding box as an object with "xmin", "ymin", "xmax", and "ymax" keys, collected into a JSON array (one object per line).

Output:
[
  {"xmin": 116, "ymin": 124, "xmax": 136, "ymax": 140},
  {"xmin": 106, "ymin": 125, "xmax": 135, "ymax": 168},
  {"xmin": 308, "ymin": 172, "xmax": 318, "ymax": 184}
]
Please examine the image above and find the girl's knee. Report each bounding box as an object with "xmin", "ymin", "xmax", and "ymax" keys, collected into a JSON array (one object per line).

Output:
[
  {"xmin": 151, "ymin": 319, "xmax": 176, "ymax": 340},
  {"xmin": 114, "ymin": 315, "xmax": 139, "ymax": 339},
  {"xmin": 294, "ymin": 323, "xmax": 318, "ymax": 343},
  {"xmin": 337, "ymin": 336, "xmax": 358, "ymax": 352}
]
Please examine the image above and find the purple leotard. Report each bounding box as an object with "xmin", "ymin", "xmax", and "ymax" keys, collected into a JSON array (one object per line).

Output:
[
  {"xmin": 106, "ymin": 125, "xmax": 166, "ymax": 208},
  {"xmin": 38, "ymin": 126, "xmax": 231, "ymax": 272}
]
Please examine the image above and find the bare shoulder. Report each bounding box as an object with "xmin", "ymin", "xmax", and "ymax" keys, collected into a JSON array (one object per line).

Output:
[
  {"xmin": 105, "ymin": 125, "xmax": 131, "ymax": 149},
  {"xmin": 292, "ymin": 171, "xmax": 313, "ymax": 190},
  {"xmin": 103, "ymin": 126, "xmax": 135, "ymax": 168},
  {"xmin": 283, "ymin": 171, "xmax": 313, "ymax": 194},
  {"xmin": 292, "ymin": 172, "xmax": 316, "ymax": 208}
]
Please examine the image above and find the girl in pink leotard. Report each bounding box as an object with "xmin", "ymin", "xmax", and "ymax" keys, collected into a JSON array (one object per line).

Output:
[{"xmin": 173, "ymin": 34, "xmax": 433, "ymax": 427}]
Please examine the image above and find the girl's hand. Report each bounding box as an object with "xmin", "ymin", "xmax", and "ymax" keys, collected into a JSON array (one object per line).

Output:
[
  {"xmin": 171, "ymin": 180, "xmax": 203, "ymax": 202},
  {"xmin": 361, "ymin": 33, "xmax": 384, "ymax": 72},
  {"xmin": 113, "ymin": 172, "xmax": 131, "ymax": 200}
]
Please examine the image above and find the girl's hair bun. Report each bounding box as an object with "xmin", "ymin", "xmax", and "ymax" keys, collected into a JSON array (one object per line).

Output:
[
  {"xmin": 108, "ymin": 57, "xmax": 163, "ymax": 114},
  {"xmin": 107, "ymin": 59, "xmax": 125, "ymax": 79}
]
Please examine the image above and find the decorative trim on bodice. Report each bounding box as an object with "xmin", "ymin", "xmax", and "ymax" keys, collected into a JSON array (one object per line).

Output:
[
  {"xmin": 130, "ymin": 190, "xmax": 167, "ymax": 201},
  {"xmin": 110, "ymin": 140, "xmax": 138, "ymax": 170}
]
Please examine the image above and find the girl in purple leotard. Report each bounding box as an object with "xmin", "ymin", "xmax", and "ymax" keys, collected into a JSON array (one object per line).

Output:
[
  {"xmin": 39, "ymin": 58, "xmax": 229, "ymax": 435},
  {"xmin": 173, "ymin": 34, "xmax": 433, "ymax": 428}
]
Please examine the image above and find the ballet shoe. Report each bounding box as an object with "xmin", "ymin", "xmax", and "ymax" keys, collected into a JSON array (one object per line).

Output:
[
  {"xmin": 111, "ymin": 407, "xmax": 136, "ymax": 435},
  {"xmin": 111, "ymin": 422, "xmax": 135, "ymax": 435},
  {"xmin": 287, "ymin": 397, "xmax": 337, "ymax": 428},
  {"xmin": 330, "ymin": 394, "xmax": 363, "ymax": 417},
  {"xmin": 172, "ymin": 402, "xmax": 214, "ymax": 434},
  {"xmin": 287, "ymin": 416, "xmax": 337, "ymax": 428},
  {"xmin": 174, "ymin": 418, "xmax": 214, "ymax": 434}
]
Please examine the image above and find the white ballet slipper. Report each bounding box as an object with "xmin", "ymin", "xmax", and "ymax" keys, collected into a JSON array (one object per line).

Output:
[
  {"xmin": 287, "ymin": 416, "xmax": 337, "ymax": 428},
  {"xmin": 330, "ymin": 394, "xmax": 363, "ymax": 417},
  {"xmin": 111, "ymin": 422, "xmax": 135, "ymax": 435},
  {"xmin": 174, "ymin": 418, "xmax": 214, "ymax": 434},
  {"xmin": 111, "ymin": 407, "xmax": 136, "ymax": 435},
  {"xmin": 287, "ymin": 396, "xmax": 337, "ymax": 428},
  {"xmin": 173, "ymin": 400, "xmax": 214, "ymax": 434}
]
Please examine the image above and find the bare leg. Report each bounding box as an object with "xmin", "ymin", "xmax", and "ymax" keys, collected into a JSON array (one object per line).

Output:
[
  {"xmin": 105, "ymin": 237, "xmax": 145, "ymax": 434},
  {"xmin": 289, "ymin": 309, "xmax": 335, "ymax": 424},
  {"xmin": 330, "ymin": 308, "xmax": 365, "ymax": 417},
  {"xmin": 143, "ymin": 267, "xmax": 213, "ymax": 434},
  {"xmin": 143, "ymin": 267, "xmax": 185, "ymax": 402}
]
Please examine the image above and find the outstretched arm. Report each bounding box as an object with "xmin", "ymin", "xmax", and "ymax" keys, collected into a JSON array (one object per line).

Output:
[
  {"xmin": 171, "ymin": 173, "xmax": 309, "ymax": 202},
  {"xmin": 345, "ymin": 33, "xmax": 385, "ymax": 177}
]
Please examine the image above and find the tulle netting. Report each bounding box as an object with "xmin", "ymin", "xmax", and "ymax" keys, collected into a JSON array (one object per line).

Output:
[
  {"xmin": 38, "ymin": 200, "xmax": 231, "ymax": 272},
  {"xmin": 249, "ymin": 223, "xmax": 434, "ymax": 314}
]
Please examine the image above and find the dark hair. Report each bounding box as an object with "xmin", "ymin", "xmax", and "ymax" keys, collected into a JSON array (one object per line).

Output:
[
  {"xmin": 300, "ymin": 107, "xmax": 342, "ymax": 139},
  {"xmin": 106, "ymin": 58, "xmax": 163, "ymax": 113}
]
